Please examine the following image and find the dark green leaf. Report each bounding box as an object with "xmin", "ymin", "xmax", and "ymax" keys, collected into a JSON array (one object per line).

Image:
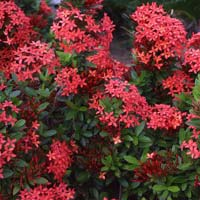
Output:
[
  {"xmin": 123, "ymin": 155, "xmax": 139, "ymax": 165},
  {"xmin": 35, "ymin": 177, "xmax": 48, "ymax": 185},
  {"xmin": 14, "ymin": 119, "xmax": 26, "ymax": 128},
  {"xmin": 153, "ymin": 185, "xmax": 167, "ymax": 192},
  {"xmin": 167, "ymin": 186, "xmax": 180, "ymax": 193},
  {"xmin": 41, "ymin": 129, "xmax": 57, "ymax": 137}
]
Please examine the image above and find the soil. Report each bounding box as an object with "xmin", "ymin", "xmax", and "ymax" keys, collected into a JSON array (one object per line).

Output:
[{"xmin": 110, "ymin": 30, "xmax": 133, "ymax": 66}]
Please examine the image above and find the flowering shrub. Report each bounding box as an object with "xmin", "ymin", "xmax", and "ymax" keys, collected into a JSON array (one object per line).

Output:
[{"xmin": 1, "ymin": 0, "xmax": 200, "ymax": 199}]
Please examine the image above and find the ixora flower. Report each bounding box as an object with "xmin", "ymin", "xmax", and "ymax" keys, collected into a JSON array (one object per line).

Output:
[
  {"xmin": 183, "ymin": 29, "xmax": 200, "ymax": 74},
  {"xmin": 162, "ymin": 70, "xmax": 194, "ymax": 97},
  {"xmin": 55, "ymin": 67, "xmax": 86, "ymax": 96},
  {"xmin": 133, "ymin": 152, "xmax": 177, "ymax": 182},
  {"xmin": 11, "ymin": 41, "xmax": 57, "ymax": 81},
  {"xmin": 147, "ymin": 104, "xmax": 183, "ymax": 130},
  {"xmin": 89, "ymin": 79, "xmax": 150, "ymax": 130},
  {"xmin": 19, "ymin": 183, "xmax": 75, "ymax": 200},
  {"xmin": 0, "ymin": 133, "xmax": 16, "ymax": 179},
  {"xmin": 131, "ymin": 2, "xmax": 186, "ymax": 69},
  {"xmin": 0, "ymin": 1, "xmax": 35, "ymax": 46},
  {"xmin": 47, "ymin": 140, "xmax": 76, "ymax": 181},
  {"xmin": 0, "ymin": 101, "xmax": 19, "ymax": 126},
  {"xmin": 51, "ymin": 3, "xmax": 114, "ymax": 53}
]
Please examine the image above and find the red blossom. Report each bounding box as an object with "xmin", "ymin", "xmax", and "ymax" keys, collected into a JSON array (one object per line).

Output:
[
  {"xmin": 47, "ymin": 140, "xmax": 75, "ymax": 181},
  {"xmin": 19, "ymin": 182, "xmax": 75, "ymax": 200},
  {"xmin": 0, "ymin": 101, "xmax": 19, "ymax": 126},
  {"xmin": 133, "ymin": 152, "xmax": 177, "ymax": 182},
  {"xmin": 184, "ymin": 48, "xmax": 200, "ymax": 74},
  {"xmin": 0, "ymin": 1, "xmax": 35, "ymax": 46},
  {"xmin": 162, "ymin": 70, "xmax": 194, "ymax": 97},
  {"xmin": 51, "ymin": 4, "xmax": 114, "ymax": 53},
  {"xmin": 11, "ymin": 41, "xmax": 56, "ymax": 81},
  {"xmin": 0, "ymin": 133, "xmax": 16, "ymax": 179},
  {"xmin": 131, "ymin": 2, "xmax": 186, "ymax": 69},
  {"xmin": 147, "ymin": 104, "xmax": 183, "ymax": 130},
  {"xmin": 55, "ymin": 67, "xmax": 86, "ymax": 96},
  {"xmin": 181, "ymin": 139, "xmax": 200, "ymax": 159},
  {"xmin": 29, "ymin": 0, "xmax": 52, "ymax": 29},
  {"xmin": 90, "ymin": 79, "xmax": 150, "ymax": 130}
]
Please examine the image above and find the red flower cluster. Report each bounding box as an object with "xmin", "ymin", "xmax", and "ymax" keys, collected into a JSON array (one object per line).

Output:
[
  {"xmin": 55, "ymin": 67, "xmax": 86, "ymax": 96},
  {"xmin": 184, "ymin": 33, "xmax": 200, "ymax": 73},
  {"xmin": 0, "ymin": 1, "xmax": 34, "ymax": 46},
  {"xmin": 162, "ymin": 70, "xmax": 194, "ymax": 97},
  {"xmin": 0, "ymin": 100, "xmax": 19, "ymax": 126},
  {"xmin": 51, "ymin": 3, "xmax": 114, "ymax": 53},
  {"xmin": 131, "ymin": 2, "xmax": 186, "ymax": 69},
  {"xmin": 17, "ymin": 121, "xmax": 40, "ymax": 153},
  {"xmin": 0, "ymin": 133, "xmax": 16, "ymax": 179},
  {"xmin": 90, "ymin": 79, "xmax": 150, "ymax": 130},
  {"xmin": 187, "ymin": 32, "xmax": 200, "ymax": 49},
  {"xmin": 181, "ymin": 139, "xmax": 200, "ymax": 159},
  {"xmin": 147, "ymin": 104, "xmax": 183, "ymax": 130},
  {"xmin": 133, "ymin": 152, "xmax": 177, "ymax": 182},
  {"xmin": 19, "ymin": 183, "xmax": 75, "ymax": 200},
  {"xmin": 30, "ymin": 0, "xmax": 52, "ymax": 29},
  {"xmin": 11, "ymin": 41, "xmax": 56, "ymax": 81},
  {"xmin": 47, "ymin": 140, "xmax": 76, "ymax": 181},
  {"xmin": 180, "ymin": 114, "xmax": 200, "ymax": 159},
  {"xmin": 87, "ymin": 49, "xmax": 129, "ymax": 81}
]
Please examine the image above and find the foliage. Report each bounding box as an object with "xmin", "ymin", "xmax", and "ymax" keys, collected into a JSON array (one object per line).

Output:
[{"xmin": 1, "ymin": 0, "xmax": 200, "ymax": 200}]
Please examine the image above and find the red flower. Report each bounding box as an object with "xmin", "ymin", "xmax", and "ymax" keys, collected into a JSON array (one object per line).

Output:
[
  {"xmin": 0, "ymin": 133, "xmax": 16, "ymax": 179},
  {"xmin": 0, "ymin": 101, "xmax": 19, "ymax": 126},
  {"xmin": 162, "ymin": 70, "xmax": 194, "ymax": 97},
  {"xmin": 0, "ymin": 1, "xmax": 35, "ymax": 46},
  {"xmin": 55, "ymin": 67, "xmax": 86, "ymax": 96},
  {"xmin": 11, "ymin": 41, "xmax": 57, "ymax": 81},
  {"xmin": 47, "ymin": 140, "xmax": 75, "ymax": 181},
  {"xmin": 90, "ymin": 79, "xmax": 150, "ymax": 130},
  {"xmin": 131, "ymin": 2, "xmax": 186, "ymax": 69},
  {"xmin": 51, "ymin": 4, "xmax": 114, "ymax": 53},
  {"xmin": 184, "ymin": 48, "xmax": 200, "ymax": 74},
  {"xmin": 133, "ymin": 152, "xmax": 177, "ymax": 182},
  {"xmin": 19, "ymin": 183, "xmax": 75, "ymax": 200},
  {"xmin": 147, "ymin": 104, "xmax": 183, "ymax": 130}
]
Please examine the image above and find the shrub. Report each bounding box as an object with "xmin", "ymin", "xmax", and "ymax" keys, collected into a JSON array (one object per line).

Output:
[{"xmin": 1, "ymin": 1, "xmax": 200, "ymax": 200}]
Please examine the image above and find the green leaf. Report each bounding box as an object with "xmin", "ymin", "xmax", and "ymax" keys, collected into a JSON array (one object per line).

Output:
[
  {"xmin": 13, "ymin": 185, "xmax": 20, "ymax": 195},
  {"xmin": 37, "ymin": 88, "xmax": 50, "ymax": 98},
  {"xmin": 3, "ymin": 168, "xmax": 14, "ymax": 178},
  {"xmin": 124, "ymin": 156, "xmax": 139, "ymax": 165},
  {"xmin": 153, "ymin": 185, "xmax": 167, "ymax": 192},
  {"xmin": 177, "ymin": 163, "xmax": 192, "ymax": 170},
  {"xmin": 35, "ymin": 177, "xmax": 48, "ymax": 185},
  {"xmin": 10, "ymin": 90, "xmax": 21, "ymax": 98},
  {"xmin": 161, "ymin": 190, "xmax": 169, "ymax": 199},
  {"xmin": 40, "ymin": 129, "xmax": 57, "ymax": 137},
  {"xmin": 56, "ymin": 51, "xmax": 72, "ymax": 65},
  {"xmin": 14, "ymin": 119, "xmax": 26, "ymax": 128},
  {"xmin": 167, "ymin": 186, "xmax": 180, "ymax": 193},
  {"xmin": 76, "ymin": 171, "xmax": 90, "ymax": 183},
  {"xmin": 100, "ymin": 131, "xmax": 108, "ymax": 137},
  {"xmin": 37, "ymin": 102, "xmax": 49, "ymax": 111},
  {"xmin": 10, "ymin": 132, "xmax": 24, "ymax": 140},
  {"xmin": 79, "ymin": 106, "xmax": 88, "ymax": 112},
  {"xmin": 16, "ymin": 159, "xmax": 29, "ymax": 168},
  {"xmin": 83, "ymin": 131, "xmax": 93, "ymax": 137},
  {"xmin": 123, "ymin": 164, "xmax": 138, "ymax": 170},
  {"xmin": 24, "ymin": 87, "xmax": 37, "ymax": 96},
  {"xmin": 91, "ymin": 188, "xmax": 99, "ymax": 199},
  {"xmin": 135, "ymin": 121, "xmax": 146, "ymax": 136},
  {"xmin": 139, "ymin": 136, "xmax": 152, "ymax": 147}
]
